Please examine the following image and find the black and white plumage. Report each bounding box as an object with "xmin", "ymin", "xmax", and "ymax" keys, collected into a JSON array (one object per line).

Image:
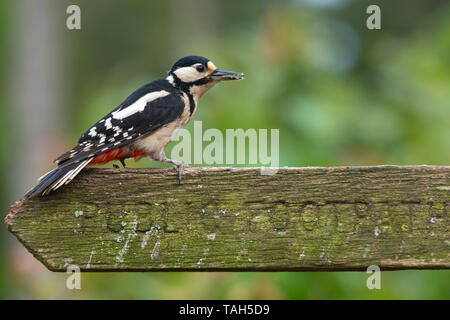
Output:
[{"xmin": 25, "ymin": 56, "xmax": 244, "ymax": 198}]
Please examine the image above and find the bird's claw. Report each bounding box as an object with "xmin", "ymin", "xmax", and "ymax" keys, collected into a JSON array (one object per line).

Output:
[{"xmin": 173, "ymin": 162, "xmax": 190, "ymax": 184}]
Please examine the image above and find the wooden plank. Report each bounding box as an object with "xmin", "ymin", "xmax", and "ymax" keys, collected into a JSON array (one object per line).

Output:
[{"xmin": 5, "ymin": 166, "xmax": 450, "ymax": 271}]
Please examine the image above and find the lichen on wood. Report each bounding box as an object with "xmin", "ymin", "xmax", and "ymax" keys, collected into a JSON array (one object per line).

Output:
[{"xmin": 5, "ymin": 166, "xmax": 450, "ymax": 271}]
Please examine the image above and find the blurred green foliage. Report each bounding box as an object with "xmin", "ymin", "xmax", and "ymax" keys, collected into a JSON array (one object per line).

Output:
[{"xmin": 0, "ymin": 0, "xmax": 449, "ymax": 299}]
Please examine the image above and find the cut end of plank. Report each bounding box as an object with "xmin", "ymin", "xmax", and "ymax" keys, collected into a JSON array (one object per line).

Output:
[{"xmin": 5, "ymin": 199, "xmax": 23, "ymax": 231}]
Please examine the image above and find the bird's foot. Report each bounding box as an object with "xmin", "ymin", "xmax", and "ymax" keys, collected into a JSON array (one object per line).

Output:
[
  {"xmin": 164, "ymin": 158, "xmax": 190, "ymax": 184},
  {"xmin": 173, "ymin": 162, "xmax": 190, "ymax": 184},
  {"xmin": 113, "ymin": 159, "xmax": 127, "ymax": 169},
  {"xmin": 149, "ymin": 152, "xmax": 189, "ymax": 183}
]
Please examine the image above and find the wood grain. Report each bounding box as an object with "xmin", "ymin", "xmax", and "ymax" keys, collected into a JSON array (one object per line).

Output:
[{"xmin": 5, "ymin": 166, "xmax": 450, "ymax": 271}]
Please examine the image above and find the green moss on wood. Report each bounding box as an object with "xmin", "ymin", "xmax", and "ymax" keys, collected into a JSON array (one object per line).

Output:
[{"xmin": 5, "ymin": 166, "xmax": 450, "ymax": 271}]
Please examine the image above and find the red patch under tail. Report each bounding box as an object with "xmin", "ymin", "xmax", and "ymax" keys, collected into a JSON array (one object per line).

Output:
[{"xmin": 89, "ymin": 148, "xmax": 148, "ymax": 166}]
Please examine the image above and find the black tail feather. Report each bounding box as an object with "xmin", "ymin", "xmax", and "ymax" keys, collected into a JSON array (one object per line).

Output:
[{"xmin": 25, "ymin": 160, "xmax": 90, "ymax": 198}]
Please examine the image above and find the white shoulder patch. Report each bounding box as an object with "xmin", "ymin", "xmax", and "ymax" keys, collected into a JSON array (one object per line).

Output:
[{"xmin": 112, "ymin": 90, "xmax": 170, "ymax": 120}]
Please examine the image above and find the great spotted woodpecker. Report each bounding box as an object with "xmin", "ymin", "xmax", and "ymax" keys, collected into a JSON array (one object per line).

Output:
[{"xmin": 26, "ymin": 56, "xmax": 244, "ymax": 198}]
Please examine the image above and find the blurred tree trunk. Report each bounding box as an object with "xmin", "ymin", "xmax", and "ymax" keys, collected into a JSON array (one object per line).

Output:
[
  {"xmin": 5, "ymin": 0, "xmax": 68, "ymax": 287},
  {"xmin": 9, "ymin": 0, "xmax": 67, "ymax": 197}
]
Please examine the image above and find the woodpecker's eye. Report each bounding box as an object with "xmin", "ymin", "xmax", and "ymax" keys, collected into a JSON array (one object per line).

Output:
[{"xmin": 196, "ymin": 65, "xmax": 205, "ymax": 72}]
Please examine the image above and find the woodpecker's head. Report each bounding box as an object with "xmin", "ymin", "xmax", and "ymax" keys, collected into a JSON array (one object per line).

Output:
[{"xmin": 168, "ymin": 56, "xmax": 244, "ymax": 100}]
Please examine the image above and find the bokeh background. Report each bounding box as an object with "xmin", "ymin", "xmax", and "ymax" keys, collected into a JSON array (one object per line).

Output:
[{"xmin": 1, "ymin": 0, "xmax": 449, "ymax": 299}]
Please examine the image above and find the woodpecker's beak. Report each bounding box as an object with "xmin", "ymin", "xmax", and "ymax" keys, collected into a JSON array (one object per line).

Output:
[{"xmin": 208, "ymin": 69, "xmax": 244, "ymax": 81}]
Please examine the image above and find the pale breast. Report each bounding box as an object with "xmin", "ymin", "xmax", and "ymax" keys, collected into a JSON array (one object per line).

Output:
[{"xmin": 133, "ymin": 121, "xmax": 183, "ymax": 154}]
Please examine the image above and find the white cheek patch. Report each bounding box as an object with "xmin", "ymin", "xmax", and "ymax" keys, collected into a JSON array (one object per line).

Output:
[
  {"xmin": 173, "ymin": 66, "xmax": 204, "ymax": 83},
  {"xmin": 166, "ymin": 75, "xmax": 175, "ymax": 85},
  {"xmin": 112, "ymin": 90, "xmax": 170, "ymax": 120}
]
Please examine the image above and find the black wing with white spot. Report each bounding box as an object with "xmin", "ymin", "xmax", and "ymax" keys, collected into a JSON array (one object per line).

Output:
[
  {"xmin": 55, "ymin": 80, "xmax": 185, "ymax": 166},
  {"xmin": 24, "ymin": 79, "xmax": 186, "ymax": 198}
]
